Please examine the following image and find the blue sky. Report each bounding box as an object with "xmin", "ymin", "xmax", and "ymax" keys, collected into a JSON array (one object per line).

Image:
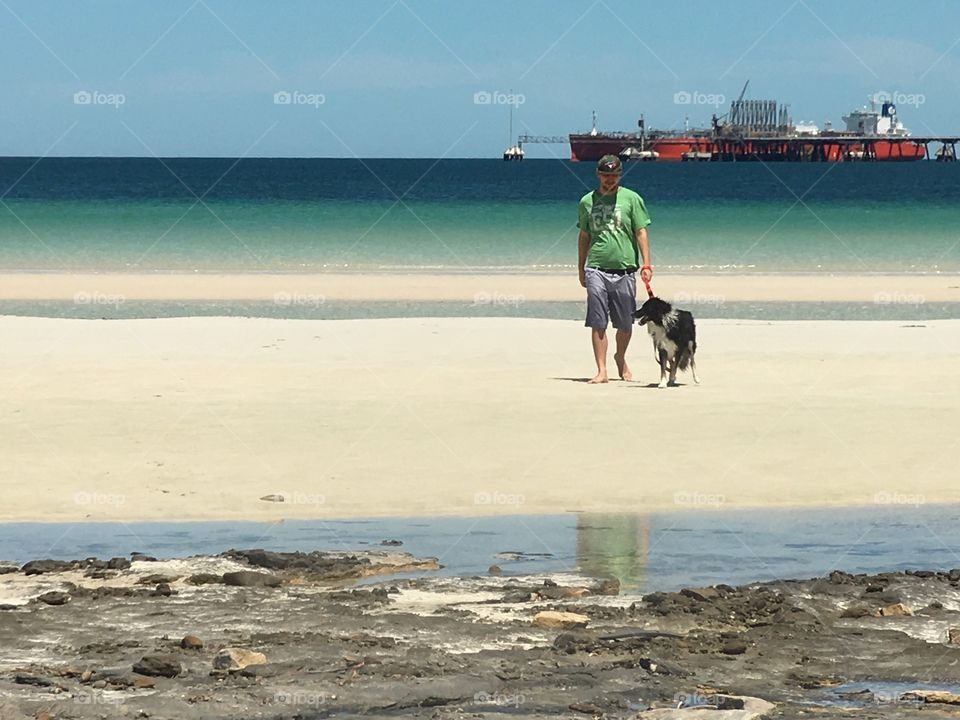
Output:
[{"xmin": 2, "ymin": 0, "xmax": 959, "ymax": 158}]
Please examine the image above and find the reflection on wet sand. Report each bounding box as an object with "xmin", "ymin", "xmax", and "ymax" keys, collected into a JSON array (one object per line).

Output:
[{"xmin": 576, "ymin": 513, "xmax": 650, "ymax": 593}]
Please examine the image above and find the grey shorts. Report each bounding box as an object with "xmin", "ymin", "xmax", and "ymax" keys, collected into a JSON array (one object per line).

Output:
[{"xmin": 584, "ymin": 267, "xmax": 637, "ymax": 331}]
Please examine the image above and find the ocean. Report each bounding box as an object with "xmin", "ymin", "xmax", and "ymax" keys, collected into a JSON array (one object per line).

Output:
[
  {"xmin": 4, "ymin": 505, "xmax": 960, "ymax": 594},
  {"xmin": 1, "ymin": 157, "xmax": 958, "ymax": 319}
]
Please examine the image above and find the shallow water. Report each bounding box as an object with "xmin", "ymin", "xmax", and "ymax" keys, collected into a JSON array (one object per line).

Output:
[{"xmin": 4, "ymin": 505, "xmax": 960, "ymax": 594}]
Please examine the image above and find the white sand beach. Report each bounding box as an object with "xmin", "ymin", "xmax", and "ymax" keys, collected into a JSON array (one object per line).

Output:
[{"xmin": 1, "ymin": 314, "xmax": 957, "ymax": 522}]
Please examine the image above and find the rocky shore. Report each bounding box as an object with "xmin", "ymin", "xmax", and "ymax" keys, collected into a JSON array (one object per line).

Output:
[{"xmin": 3, "ymin": 549, "xmax": 960, "ymax": 719}]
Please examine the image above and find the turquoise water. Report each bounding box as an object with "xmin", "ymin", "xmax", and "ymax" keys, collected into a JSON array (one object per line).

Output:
[
  {"xmin": 4, "ymin": 505, "xmax": 960, "ymax": 594},
  {"xmin": 2, "ymin": 198, "xmax": 957, "ymax": 273},
  {"xmin": 1, "ymin": 158, "xmax": 958, "ymax": 273}
]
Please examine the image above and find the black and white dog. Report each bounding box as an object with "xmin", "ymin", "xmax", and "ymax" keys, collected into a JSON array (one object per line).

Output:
[{"xmin": 634, "ymin": 297, "xmax": 700, "ymax": 388}]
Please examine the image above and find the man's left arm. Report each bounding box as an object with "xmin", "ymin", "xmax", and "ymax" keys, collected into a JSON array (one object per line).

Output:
[
  {"xmin": 635, "ymin": 227, "xmax": 651, "ymax": 281},
  {"xmin": 632, "ymin": 194, "xmax": 652, "ymax": 282}
]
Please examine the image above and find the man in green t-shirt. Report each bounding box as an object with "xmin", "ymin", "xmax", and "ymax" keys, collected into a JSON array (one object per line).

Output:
[{"xmin": 577, "ymin": 155, "xmax": 652, "ymax": 384}]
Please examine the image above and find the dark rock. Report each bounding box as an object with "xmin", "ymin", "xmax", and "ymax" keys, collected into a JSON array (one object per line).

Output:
[
  {"xmin": 638, "ymin": 657, "xmax": 687, "ymax": 675},
  {"xmin": 0, "ymin": 565, "xmax": 18, "ymax": 575},
  {"xmin": 151, "ymin": 583, "xmax": 174, "ymax": 596},
  {"xmin": 910, "ymin": 570, "xmax": 936, "ymax": 579},
  {"xmin": 133, "ymin": 654, "xmax": 181, "ymax": 678},
  {"xmin": 14, "ymin": 673, "xmax": 53, "ymax": 686},
  {"xmin": 0, "ymin": 604, "xmax": 18, "ymax": 611},
  {"xmin": 840, "ymin": 605, "xmax": 872, "ymax": 618},
  {"xmin": 104, "ymin": 673, "xmax": 156, "ymax": 689},
  {"xmin": 681, "ymin": 586, "xmax": 721, "ymax": 602},
  {"xmin": 829, "ymin": 570, "xmax": 855, "ymax": 584},
  {"xmin": 222, "ymin": 570, "xmax": 282, "ymax": 588},
  {"xmin": 22, "ymin": 559, "xmax": 72, "ymax": 575},
  {"xmin": 181, "ymin": 634, "xmax": 204, "ymax": 650},
  {"xmin": 327, "ymin": 588, "xmax": 390, "ymax": 605},
  {"xmin": 130, "ymin": 552, "xmax": 158, "ymax": 561},
  {"xmin": 553, "ymin": 630, "xmax": 599, "ymax": 654},
  {"xmin": 721, "ymin": 639, "xmax": 749, "ymax": 655},
  {"xmin": 948, "ymin": 569, "xmax": 960, "ymax": 582},
  {"xmin": 37, "ymin": 591, "xmax": 70, "ymax": 606},
  {"xmin": 642, "ymin": 591, "xmax": 672, "ymax": 606},
  {"xmin": 107, "ymin": 557, "xmax": 131, "ymax": 570},
  {"xmin": 716, "ymin": 696, "xmax": 746, "ymax": 710},
  {"xmin": 187, "ymin": 573, "xmax": 222, "ymax": 585},
  {"xmin": 85, "ymin": 569, "xmax": 117, "ymax": 580},
  {"xmin": 592, "ymin": 578, "xmax": 620, "ymax": 596},
  {"xmin": 138, "ymin": 573, "xmax": 180, "ymax": 584},
  {"xmin": 380, "ymin": 539, "xmax": 403, "ymax": 546},
  {"xmin": 538, "ymin": 584, "xmax": 590, "ymax": 600}
]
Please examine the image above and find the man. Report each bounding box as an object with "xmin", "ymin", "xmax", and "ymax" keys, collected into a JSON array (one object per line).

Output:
[{"xmin": 577, "ymin": 154, "xmax": 652, "ymax": 384}]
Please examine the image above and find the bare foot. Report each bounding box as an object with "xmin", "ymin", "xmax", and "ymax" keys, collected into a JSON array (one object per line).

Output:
[
  {"xmin": 614, "ymin": 353, "xmax": 632, "ymax": 381},
  {"xmin": 588, "ymin": 371, "xmax": 608, "ymax": 384}
]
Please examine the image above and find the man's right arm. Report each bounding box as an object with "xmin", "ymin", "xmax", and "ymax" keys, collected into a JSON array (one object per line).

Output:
[{"xmin": 578, "ymin": 229, "xmax": 590, "ymax": 288}]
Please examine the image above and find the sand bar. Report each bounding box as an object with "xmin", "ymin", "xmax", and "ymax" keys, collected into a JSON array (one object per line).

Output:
[
  {"xmin": 0, "ymin": 272, "xmax": 958, "ymax": 303},
  {"xmin": 0, "ymin": 316, "xmax": 957, "ymax": 523}
]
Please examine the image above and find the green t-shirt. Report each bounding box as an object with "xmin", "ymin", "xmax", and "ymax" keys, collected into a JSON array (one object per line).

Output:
[{"xmin": 577, "ymin": 187, "xmax": 651, "ymax": 270}]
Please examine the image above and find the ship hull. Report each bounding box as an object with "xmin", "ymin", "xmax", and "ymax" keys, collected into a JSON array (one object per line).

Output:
[{"xmin": 569, "ymin": 134, "xmax": 928, "ymax": 162}]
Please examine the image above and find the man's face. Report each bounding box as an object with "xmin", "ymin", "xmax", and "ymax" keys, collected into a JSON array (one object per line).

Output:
[{"xmin": 597, "ymin": 170, "xmax": 621, "ymax": 194}]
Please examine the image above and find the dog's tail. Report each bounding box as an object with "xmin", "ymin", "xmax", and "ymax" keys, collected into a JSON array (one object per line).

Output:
[{"xmin": 677, "ymin": 340, "xmax": 697, "ymax": 371}]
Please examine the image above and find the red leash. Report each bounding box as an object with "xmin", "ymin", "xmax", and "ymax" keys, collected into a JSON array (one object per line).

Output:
[{"xmin": 641, "ymin": 268, "xmax": 654, "ymax": 299}]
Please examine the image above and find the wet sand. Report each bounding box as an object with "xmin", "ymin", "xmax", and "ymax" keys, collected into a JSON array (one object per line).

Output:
[
  {"xmin": 0, "ymin": 315, "xmax": 957, "ymax": 522},
  {"xmin": 0, "ymin": 271, "xmax": 958, "ymax": 302}
]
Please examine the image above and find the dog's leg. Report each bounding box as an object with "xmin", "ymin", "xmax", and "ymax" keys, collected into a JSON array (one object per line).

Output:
[
  {"xmin": 689, "ymin": 343, "xmax": 701, "ymax": 384},
  {"xmin": 668, "ymin": 355, "xmax": 679, "ymax": 386},
  {"xmin": 657, "ymin": 349, "xmax": 669, "ymax": 388}
]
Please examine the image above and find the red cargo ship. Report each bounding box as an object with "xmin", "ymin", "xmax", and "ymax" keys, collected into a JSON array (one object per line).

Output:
[{"xmin": 565, "ymin": 97, "xmax": 931, "ymax": 162}]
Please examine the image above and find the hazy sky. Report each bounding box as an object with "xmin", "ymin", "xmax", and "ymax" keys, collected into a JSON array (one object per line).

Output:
[{"xmin": 3, "ymin": 0, "xmax": 959, "ymax": 158}]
